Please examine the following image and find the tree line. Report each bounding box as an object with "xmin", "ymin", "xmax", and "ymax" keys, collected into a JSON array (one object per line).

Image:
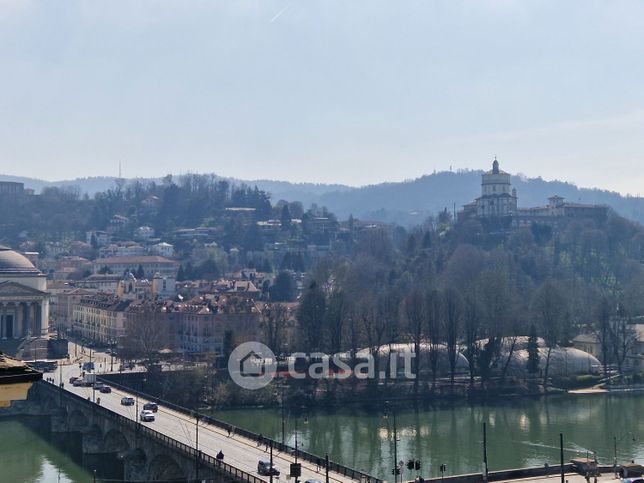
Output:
[{"xmin": 292, "ymin": 213, "xmax": 644, "ymax": 393}]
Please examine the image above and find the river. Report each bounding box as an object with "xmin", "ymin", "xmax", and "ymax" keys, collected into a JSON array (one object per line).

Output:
[
  {"xmin": 0, "ymin": 419, "xmax": 92, "ymax": 483},
  {"xmin": 213, "ymin": 393, "xmax": 644, "ymax": 480}
]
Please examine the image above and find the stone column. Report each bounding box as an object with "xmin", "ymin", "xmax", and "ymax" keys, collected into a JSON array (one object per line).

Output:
[
  {"xmin": 35, "ymin": 302, "xmax": 42, "ymax": 336},
  {"xmin": 41, "ymin": 299, "xmax": 50, "ymax": 336},
  {"xmin": 31, "ymin": 302, "xmax": 38, "ymax": 336},
  {"xmin": 15, "ymin": 302, "xmax": 23, "ymax": 339},
  {"xmin": 0, "ymin": 303, "xmax": 6, "ymax": 339},
  {"xmin": 25, "ymin": 302, "xmax": 34, "ymax": 337}
]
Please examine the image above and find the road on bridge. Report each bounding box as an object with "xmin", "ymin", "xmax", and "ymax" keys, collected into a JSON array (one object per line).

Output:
[{"xmin": 52, "ymin": 362, "xmax": 364, "ymax": 483}]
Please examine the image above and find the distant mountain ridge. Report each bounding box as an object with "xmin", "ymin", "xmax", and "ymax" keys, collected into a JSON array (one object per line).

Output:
[{"xmin": 2, "ymin": 170, "xmax": 644, "ymax": 226}]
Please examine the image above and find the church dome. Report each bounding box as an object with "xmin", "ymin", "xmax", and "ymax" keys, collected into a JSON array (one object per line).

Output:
[{"xmin": 0, "ymin": 245, "xmax": 40, "ymax": 275}]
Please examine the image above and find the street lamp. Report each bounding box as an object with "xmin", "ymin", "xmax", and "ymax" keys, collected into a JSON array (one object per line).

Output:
[
  {"xmin": 288, "ymin": 409, "xmax": 308, "ymax": 483},
  {"xmin": 273, "ymin": 380, "xmax": 286, "ymax": 446},
  {"xmin": 614, "ymin": 432, "xmax": 637, "ymax": 476},
  {"xmin": 195, "ymin": 408, "xmax": 200, "ymax": 481},
  {"xmin": 384, "ymin": 401, "xmax": 400, "ymax": 483},
  {"xmin": 109, "ymin": 338, "xmax": 115, "ymax": 372},
  {"xmin": 483, "ymin": 422, "xmax": 489, "ymax": 483}
]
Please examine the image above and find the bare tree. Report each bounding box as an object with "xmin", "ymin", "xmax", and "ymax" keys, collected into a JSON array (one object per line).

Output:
[
  {"xmin": 426, "ymin": 288, "xmax": 442, "ymax": 390},
  {"xmin": 403, "ymin": 289, "xmax": 425, "ymax": 395},
  {"xmin": 609, "ymin": 308, "xmax": 638, "ymax": 377},
  {"xmin": 123, "ymin": 311, "xmax": 171, "ymax": 367},
  {"xmin": 443, "ymin": 288, "xmax": 462, "ymax": 387},
  {"xmin": 531, "ymin": 280, "xmax": 567, "ymax": 386},
  {"xmin": 260, "ymin": 303, "xmax": 288, "ymax": 354},
  {"xmin": 462, "ymin": 292, "xmax": 481, "ymax": 389},
  {"xmin": 593, "ymin": 295, "xmax": 614, "ymax": 382}
]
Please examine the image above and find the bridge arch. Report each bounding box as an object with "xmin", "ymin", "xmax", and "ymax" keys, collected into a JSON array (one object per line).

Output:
[
  {"xmin": 148, "ymin": 454, "xmax": 186, "ymax": 482},
  {"xmin": 104, "ymin": 429, "xmax": 130, "ymax": 453},
  {"xmin": 68, "ymin": 409, "xmax": 89, "ymax": 431}
]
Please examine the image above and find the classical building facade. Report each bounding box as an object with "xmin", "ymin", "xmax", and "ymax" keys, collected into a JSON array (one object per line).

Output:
[{"xmin": 0, "ymin": 245, "xmax": 49, "ymax": 340}]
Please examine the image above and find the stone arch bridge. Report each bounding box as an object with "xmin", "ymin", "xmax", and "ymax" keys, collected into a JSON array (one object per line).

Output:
[{"xmin": 29, "ymin": 381, "xmax": 266, "ymax": 482}]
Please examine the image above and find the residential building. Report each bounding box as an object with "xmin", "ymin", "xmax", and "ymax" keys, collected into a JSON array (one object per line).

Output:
[
  {"xmin": 99, "ymin": 242, "xmax": 146, "ymax": 258},
  {"xmin": 51, "ymin": 287, "xmax": 97, "ymax": 332},
  {"xmin": 0, "ymin": 181, "xmax": 24, "ymax": 196},
  {"xmin": 72, "ymin": 293, "xmax": 132, "ymax": 344},
  {"xmin": 134, "ymin": 225, "xmax": 155, "ymax": 241},
  {"xmin": 93, "ymin": 255, "xmax": 179, "ymax": 278},
  {"xmin": 75, "ymin": 274, "xmax": 122, "ymax": 293},
  {"xmin": 152, "ymin": 273, "xmax": 176, "ymax": 300},
  {"xmin": 150, "ymin": 242, "xmax": 174, "ymax": 258},
  {"xmin": 107, "ymin": 215, "xmax": 129, "ymax": 234},
  {"xmin": 125, "ymin": 295, "xmax": 261, "ymax": 354},
  {"xmin": 86, "ymin": 230, "xmax": 110, "ymax": 247},
  {"xmin": 572, "ymin": 323, "xmax": 644, "ymax": 373}
]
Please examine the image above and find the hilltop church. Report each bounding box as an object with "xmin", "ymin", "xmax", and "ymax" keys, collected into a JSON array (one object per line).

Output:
[{"xmin": 458, "ymin": 159, "xmax": 608, "ymax": 226}]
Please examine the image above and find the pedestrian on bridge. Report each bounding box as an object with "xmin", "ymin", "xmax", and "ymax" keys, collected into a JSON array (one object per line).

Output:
[{"xmin": 216, "ymin": 450, "xmax": 224, "ymax": 461}]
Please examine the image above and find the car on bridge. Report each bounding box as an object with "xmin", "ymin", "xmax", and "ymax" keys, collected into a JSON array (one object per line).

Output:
[
  {"xmin": 257, "ymin": 460, "xmax": 280, "ymax": 476},
  {"xmin": 143, "ymin": 402, "xmax": 158, "ymax": 412},
  {"xmin": 72, "ymin": 379, "xmax": 83, "ymax": 387},
  {"xmin": 99, "ymin": 385, "xmax": 111, "ymax": 394},
  {"xmin": 121, "ymin": 397, "xmax": 135, "ymax": 406},
  {"xmin": 140, "ymin": 410, "xmax": 155, "ymax": 422}
]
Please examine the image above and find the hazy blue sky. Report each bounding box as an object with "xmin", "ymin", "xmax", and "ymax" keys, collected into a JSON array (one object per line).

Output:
[{"xmin": 1, "ymin": 1, "xmax": 644, "ymax": 193}]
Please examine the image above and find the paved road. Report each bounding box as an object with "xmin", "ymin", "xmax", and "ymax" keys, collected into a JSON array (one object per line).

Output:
[
  {"xmin": 496, "ymin": 472, "xmax": 618, "ymax": 483},
  {"xmin": 51, "ymin": 361, "xmax": 358, "ymax": 483}
]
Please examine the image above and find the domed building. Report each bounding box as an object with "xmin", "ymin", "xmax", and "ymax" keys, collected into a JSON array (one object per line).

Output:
[{"xmin": 0, "ymin": 245, "xmax": 49, "ymax": 340}]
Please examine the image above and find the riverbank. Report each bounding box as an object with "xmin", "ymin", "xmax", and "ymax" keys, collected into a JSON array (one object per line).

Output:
[{"xmin": 101, "ymin": 368, "xmax": 612, "ymax": 413}]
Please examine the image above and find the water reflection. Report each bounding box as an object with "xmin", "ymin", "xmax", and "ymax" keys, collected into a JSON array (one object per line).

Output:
[
  {"xmin": 0, "ymin": 419, "xmax": 92, "ymax": 483},
  {"xmin": 214, "ymin": 394, "xmax": 644, "ymax": 480}
]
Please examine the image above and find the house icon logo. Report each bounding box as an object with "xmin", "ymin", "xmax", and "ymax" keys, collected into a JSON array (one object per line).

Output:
[
  {"xmin": 240, "ymin": 350, "xmax": 265, "ymax": 377},
  {"xmin": 228, "ymin": 342, "xmax": 276, "ymax": 390}
]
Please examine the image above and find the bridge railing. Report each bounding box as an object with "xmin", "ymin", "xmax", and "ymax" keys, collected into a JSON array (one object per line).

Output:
[
  {"xmin": 39, "ymin": 381, "xmax": 267, "ymax": 483},
  {"xmin": 100, "ymin": 376, "xmax": 382, "ymax": 483}
]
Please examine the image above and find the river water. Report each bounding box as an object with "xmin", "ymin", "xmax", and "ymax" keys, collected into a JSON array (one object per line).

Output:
[
  {"xmin": 0, "ymin": 419, "xmax": 92, "ymax": 483},
  {"xmin": 2, "ymin": 394, "xmax": 642, "ymax": 482},
  {"xmin": 214, "ymin": 393, "xmax": 644, "ymax": 480}
]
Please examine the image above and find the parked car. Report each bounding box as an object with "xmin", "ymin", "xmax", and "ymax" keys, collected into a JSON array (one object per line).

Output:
[
  {"xmin": 257, "ymin": 461, "xmax": 280, "ymax": 476},
  {"xmin": 121, "ymin": 397, "xmax": 135, "ymax": 406},
  {"xmin": 99, "ymin": 385, "xmax": 112, "ymax": 394},
  {"xmin": 72, "ymin": 379, "xmax": 83, "ymax": 387},
  {"xmin": 143, "ymin": 402, "xmax": 158, "ymax": 413},
  {"xmin": 140, "ymin": 410, "xmax": 155, "ymax": 422}
]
